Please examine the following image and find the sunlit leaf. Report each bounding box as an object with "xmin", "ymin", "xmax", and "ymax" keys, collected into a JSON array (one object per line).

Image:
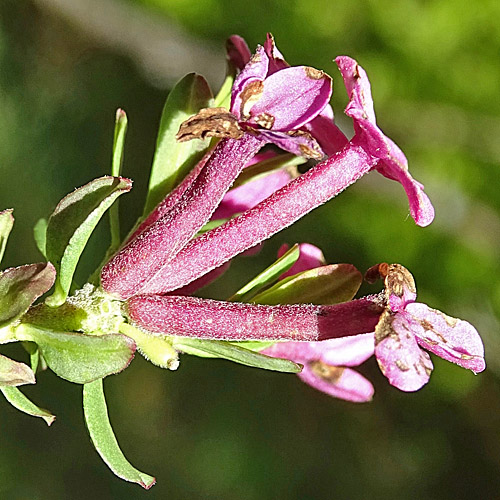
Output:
[
  {"xmin": 83, "ymin": 379, "xmax": 156, "ymax": 489},
  {"xmin": 0, "ymin": 209, "xmax": 14, "ymax": 265},
  {"xmin": 173, "ymin": 337, "xmax": 301, "ymax": 373},
  {"xmin": 16, "ymin": 324, "xmax": 136, "ymax": 384},
  {"xmin": 0, "ymin": 386, "xmax": 55, "ymax": 425},
  {"xmin": 0, "ymin": 263, "xmax": 56, "ymax": 327},
  {"xmin": 252, "ymin": 264, "xmax": 363, "ymax": 305},
  {"xmin": 229, "ymin": 244, "xmax": 300, "ymax": 302},
  {"xmin": 0, "ymin": 354, "xmax": 36, "ymax": 386},
  {"xmin": 109, "ymin": 109, "xmax": 128, "ymax": 254},
  {"xmin": 144, "ymin": 73, "xmax": 213, "ymax": 215},
  {"xmin": 45, "ymin": 176, "xmax": 132, "ymax": 306}
]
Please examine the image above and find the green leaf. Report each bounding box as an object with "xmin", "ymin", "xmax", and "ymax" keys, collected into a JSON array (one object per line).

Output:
[
  {"xmin": 1, "ymin": 386, "xmax": 55, "ymax": 425},
  {"xmin": 33, "ymin": 218, "xmax": 48, "ymax": 258},
  {"xmin": 108, "ymin": 109, "xmax": 128, "ymax": 255},
  {"xmin": 0, "ymin": 263, "xmax": 56, "ymax": 327},
  {"xmin": 252, "ymin": 264, "xmax": 363, "ymax": 305},
  {"xmin": 197, "ymin": 217, "xmax": 228, "ymax": 235},
  {"xmin": 15, "ymin": 324, "xmax": 136, "ymax": 384},
  {"xmin": 231, "ymin": 153, "xmax": 305, "ymax": 190},
  {"xmin": 45, "ymin": 176, "xmax": 132, "ymax": 306},
  {"xmin": 0, "ymin": 209, "xmax": 14, "ymax": 265},
  {"xmin": 213, "ymin": 74, "xmax": 234, "ymax": 109},
  {"xmin": 173, "ymin": 338, "xmax": 301, "ymax": 373},
  {"xmin": 83, "ymin": 379, "xmax": 156, "ymax": 489},
  {"xmin": 144, "ymin": 73, "xmax": 214, "ymax": 215},
  {"xmin": 229, "ymin": 244, "xmax": 300, "ymax": 302},
  {"xmin": 0, "ymin": 354, "xmax": 36, "ymax": 386}
]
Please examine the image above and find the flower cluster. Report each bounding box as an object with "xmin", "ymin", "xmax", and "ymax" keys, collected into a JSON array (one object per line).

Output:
[{"xmin": 0, "ymin": 33, "xmax": 484, "ymax": 488}]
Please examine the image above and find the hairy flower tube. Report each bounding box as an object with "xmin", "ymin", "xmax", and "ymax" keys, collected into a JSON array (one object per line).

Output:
[
  {"xmin": 101, "ymin": 35, "xmax": 333, "ymax": 300},
  {"xmin": 0, "ymin": 31, "xmax": 487, "ymax": 490},
  {"xmin": 119, "ymin": 50, "xmax": 434, "ymax": 297},
  {"xmin": 261, "ymin": 243, "xmax": 375, "ymax": 403}
]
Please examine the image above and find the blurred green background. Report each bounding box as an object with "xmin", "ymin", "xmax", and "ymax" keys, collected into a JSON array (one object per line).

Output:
[{"xmin": 1, "ymin": 0, "xmax": 499, "ymax": 498}]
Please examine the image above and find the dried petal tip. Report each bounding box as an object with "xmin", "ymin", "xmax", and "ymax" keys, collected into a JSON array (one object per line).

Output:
[{"xmin": 176, "ymin": 107, "xmax": 243, "ymax": 141}]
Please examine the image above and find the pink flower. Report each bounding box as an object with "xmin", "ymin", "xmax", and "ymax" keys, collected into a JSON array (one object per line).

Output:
[
  {"xmin": 261, "ymin": 243, "xmax": 375, "ymax": 402},
  {"xmin": 140, "ymin": 54, "xmax": 434, "ymax": 295},
  {"xmin": 101, "ymin": 36, "xmax": 333, "ymax": 300},
  {"xmin": 367, "ymin": 263, "xmax": 485, "ymax": 391},
  {"xmin": 262, "ymin": 334, "xmax": 375, "ymax": 403}
]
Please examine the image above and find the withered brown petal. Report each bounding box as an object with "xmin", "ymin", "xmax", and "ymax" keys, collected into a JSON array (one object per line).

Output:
[{"xmin": 176, "ymin": 107, "xmax": 244, "ymax": 142}]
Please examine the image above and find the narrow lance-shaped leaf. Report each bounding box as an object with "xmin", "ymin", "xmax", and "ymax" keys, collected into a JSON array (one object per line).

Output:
[
  {"xmin": 45, "ymin": 176, "xmax": 132, "ymax": 306},
  {"xmin": 0, "ymin": 354, "xmax": 36, "ymax": 386},
  {"xmin": 252, "ymin": 263, "xmax": 363, "ymax": 305},
  {"xmin": 0, "ymin": 263, "xmax": 56, "ymax": 327},
  {"xmin": 1, "ymin": 386, "xmax": 55, "ymax": 425},
  {"xmin": 229, "ymin": 244, "xmax": 300, "ymax": 302},
  {"xmin": 33, "ymin": 218, "xmax": 48, "ymax": 258},
  {"xmin": 0, "ymin": 209, "xmax": 14, "ymax": 265},
  {"xmin": 172, "ymin": 337, "xmax": 301, "ymax": 373},
  {"xmin": 83, "ymin": 379, "xmax": 156, "ymax": 489},
  {"xmin": 15, "ymin": 324, "xmax": 136, "ymax": 384},
  {"xmin": 109, "ymin": 109, "xmax": 128, "ymax": 253},
  {"xmin": 144, "ymin": 73, "xmax": 214, "ymax": 215}
]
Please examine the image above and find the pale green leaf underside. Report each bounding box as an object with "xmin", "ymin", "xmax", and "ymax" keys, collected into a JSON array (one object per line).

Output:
[
  {"xmin": 144, "ymin": 73, "xmax": 214, "ymax": 215},
  {"xmin": 83, "ymin": 379, "xmax": 156, "ymax": 489},
  {"xmin": 16, "ymin": 324, "xmax": 135, "ymax": 384},
  {"xmin": 173, "ymin": 338, "xmax": 301, "ymax": 373},
  {"xmin": 45, "ymin": 176, "xmax": 132, "ymax": 306},
  {"xmin": 1, "ymin": 386, "xmax": 55, "ymax": 425}
]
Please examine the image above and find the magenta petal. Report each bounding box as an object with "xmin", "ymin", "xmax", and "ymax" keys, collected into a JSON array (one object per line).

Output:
[
  {"xmin": 316, "ymin": 333, "xmax": 375, "ymax": 367},
  {"xmin": 226, "ymin": 35, "xmax": 252, "ymax": 71},
  {"xmin": 126, "ymin": 295, "xmax": 383, "ymax": 341},
  {"xmin": 101, "ymin": 135, "xmax": 264, "ymax": 299},
  {"xmin": 263, "ymin": 33, "xmax": 289, "ymax": 74},
  {"xmin": 212, "ymin": 169, "xmax": 292, "ymax": 220},
  {"xmin": 247, "ymin": 66, "xmax": 332, "ymax": 131},
  {"xmin": 298, "ymin": 364, "xmax": 374, "ymax": 402},
  {"xmin": 140, "ymin": 144, "xmax": 376, "ymax": 293},
  {"xmin": 258, "ymin": 129, "xmax": 324, "ymax": 159},
  {"xmin": 375, "ymin": 311, "xmax": 433, "ymax": 392},
  {"xmin": 303, "ymin": 113, "xmax": 348, "ymax": 156},
  {"xmin": 231, "ymin": 45, "xmax": 269, "ymax": 118},
  {"xmin": 405, "ymin": 302, "xmax": 486, "ymax": 373},
  {"xmin": 336, "ymin": 56, "xmax": 376, "ymax": 124},
  {"xmin": 263, "ymin": 334, "xmax": 374, "ymax": 367},
  {"xmin": 277, "ymin": 243, "xmax": 326, "ymax": 279},
  {"xmin": 376, "ymin": 153, "xmax": 435, "ymax": 227},
  {"xmin": 336, "ymin": 56, "xmax": 435, "ymax": 227}
]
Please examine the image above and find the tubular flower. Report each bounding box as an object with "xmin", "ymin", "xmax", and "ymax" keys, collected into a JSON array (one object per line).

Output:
[
  {"xmin": 101, "ymin": 36, "xmax": 333, "ymax": 300},
  {"xmin": 366, "ymin": 263, "xmax": 485, "ymax": 392},
  {"xmin": 139, "ymin": 52, "xmax": 434, "ymax": 295},
  {"xmin": 262, "ymin": 243, "xmax": 375, "ymax": 402}
]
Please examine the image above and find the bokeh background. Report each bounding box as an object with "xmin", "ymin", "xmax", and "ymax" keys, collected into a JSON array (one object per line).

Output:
[{"xmin": 1, "ymin": 0, "xmax": 499, "ymax": 498}]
